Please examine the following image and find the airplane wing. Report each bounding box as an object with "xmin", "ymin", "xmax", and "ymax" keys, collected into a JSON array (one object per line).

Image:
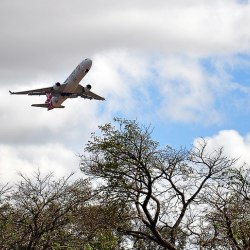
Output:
[
  {"xmin": 10, "ymin": 84, "xmax": 105, "ymax": 100},
  {"xmin": 74, "ymin": 84, "xmax": 105, "ymax": 100},
  {"xmin": 84, "ymin": 90, "xmax": 105, "ymax": 100},
  {"xmin": 9, "ymin": 84, "xmax": 66, "ymax": 95},
  {"xmin": 9, "ymin": 87, "xmax": 53, "ymax": 95}
]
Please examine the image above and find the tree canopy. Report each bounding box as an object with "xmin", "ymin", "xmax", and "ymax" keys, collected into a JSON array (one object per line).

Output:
[
  {"xmin": 80, "ymin": 118, "xmax": 250, "ymax": 250},
  {"xmin": 0, "ymin": 171, "xmax": 128, "ymax": 249},
  {"xmin": 0, "ymin": 118, "xmax": 249, "ymax": 249}
]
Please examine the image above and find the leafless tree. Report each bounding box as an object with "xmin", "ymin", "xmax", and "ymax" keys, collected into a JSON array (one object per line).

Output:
[
  {"xmin": 0, "ymin": 171, "xmax": 93, "ymax": 249},
  {"xmin": 0, "ymin": 170, "xmax": 130, "ymax": 249},
  {"xmin": 192, "ymin": 167, "xmax": 250, "ymax": 250}
]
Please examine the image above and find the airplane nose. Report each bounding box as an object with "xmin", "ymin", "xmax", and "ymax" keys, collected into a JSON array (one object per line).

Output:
[{"xmin": 84, "ymin": 58, "xmax": 92, "ymax": 68}]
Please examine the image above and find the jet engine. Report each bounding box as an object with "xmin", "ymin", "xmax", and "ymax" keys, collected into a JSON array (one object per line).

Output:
[
  {"xmin": 53, "ymin": 82, "xmax": 61, "ymax": 90},
  {"xmin": 51, "ymin": 96, "xmax": 59, "ymax": 106},
  {"xmin": 84, "ymin": 84, "xmax": 92, "ymax": 93}
]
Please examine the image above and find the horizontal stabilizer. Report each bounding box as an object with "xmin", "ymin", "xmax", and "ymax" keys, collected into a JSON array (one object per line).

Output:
[
  {"xmin": 31, "ymin": 104, "xmax": 65, "ymax": 108},
  {"xmin": 31, "ymin": 104, "xmax": 48, "ymax": 108}
]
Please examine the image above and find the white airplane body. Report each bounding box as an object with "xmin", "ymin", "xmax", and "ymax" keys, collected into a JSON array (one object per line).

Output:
[{"xmin": 9, "ymin": 58, "xmax": 105, "ymax": 110}]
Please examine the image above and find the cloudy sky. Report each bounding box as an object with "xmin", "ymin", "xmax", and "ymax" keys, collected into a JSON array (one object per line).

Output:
[{"xmin": 1, "ymin": 0, "xmax": 250, "ymax": 183}]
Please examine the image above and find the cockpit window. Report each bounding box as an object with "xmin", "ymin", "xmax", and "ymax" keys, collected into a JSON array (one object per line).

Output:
[{"xmin": 85, "ymin": 68, "xmax": 89, "ymax": 73}]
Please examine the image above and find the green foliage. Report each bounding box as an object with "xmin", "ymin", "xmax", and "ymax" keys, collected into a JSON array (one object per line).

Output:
[
  {"xmin": 81, "ymin": 118, "xmax": 245, "ymax": 250},
  {"xmin": 87, "ymin": 230, "xmax": 119, "ymax": 250}
]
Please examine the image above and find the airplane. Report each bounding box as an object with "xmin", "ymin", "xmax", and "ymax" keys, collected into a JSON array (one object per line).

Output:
[{"xmin": 9, "ymin": 58, "xmax": 105, "ymax": 110}]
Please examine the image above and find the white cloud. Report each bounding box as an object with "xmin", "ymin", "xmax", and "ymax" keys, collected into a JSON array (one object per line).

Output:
[
  {"xmin": 1, "ymin": 0, "xmax": 250, "ymax": 76},
  {"xmin": 194, "ymin": 130, "xmax": 250, "ymax": 166},
  {"xmin": 79, "ymin": 51, "xmax": 250, "ymax": 124},
  {"xmin": 88, "ymin": 51, "xmax": 151, "ymax": 116},
  {"xmin": 0, "ymin": 143, "xmax": 80, "ymax": 184},
  {"xmin": 154, "ymin": 56, "xmax": 222, "ymax": 123}
]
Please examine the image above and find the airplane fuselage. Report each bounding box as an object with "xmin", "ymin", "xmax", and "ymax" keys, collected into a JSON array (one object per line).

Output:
[{"xmin": 51, "ymin": 58, "xmax": 92, "ymax": 108}]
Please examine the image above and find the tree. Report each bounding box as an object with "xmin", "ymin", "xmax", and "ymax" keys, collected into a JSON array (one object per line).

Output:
[
  {"xmin": 80, "ymin": 118, "xmax": 239, "ymax": 250},
  {"xmin": 0, "ymin": 171, "xmax": 94, "ymax": 249},
  {"xmin": 194, "ymin": 167, "xmax": 250, "ymax": 250},
  {"xmin": 0, "ymin": 183, "xmax": 12, "ymax": 248},
  {"xmin": 0, "ymin": 171, "xmax": 130, "ymax": 249}
]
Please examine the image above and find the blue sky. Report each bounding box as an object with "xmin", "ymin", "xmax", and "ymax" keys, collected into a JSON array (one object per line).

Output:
[
  {"xmin": 152, "ymin": 54, "xmax": 250, "ymax": 148},
  {"xmin": 0, "ymin": 0, "xmax": 250, "ymax": 182},
  {"xmin": 103, "ymin": 52, "xmax": 250, "ymax": 148}
]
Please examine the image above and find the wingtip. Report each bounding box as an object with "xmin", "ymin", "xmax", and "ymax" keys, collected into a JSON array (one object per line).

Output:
[{"xmin": 9, "ymin": 90, "xmax": 13, "ymax": 94}]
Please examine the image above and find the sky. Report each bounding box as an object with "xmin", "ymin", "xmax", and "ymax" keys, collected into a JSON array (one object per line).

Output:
[{"xmin": 0, "ymin": 0, "xmax": 250, "ymax": 183}]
